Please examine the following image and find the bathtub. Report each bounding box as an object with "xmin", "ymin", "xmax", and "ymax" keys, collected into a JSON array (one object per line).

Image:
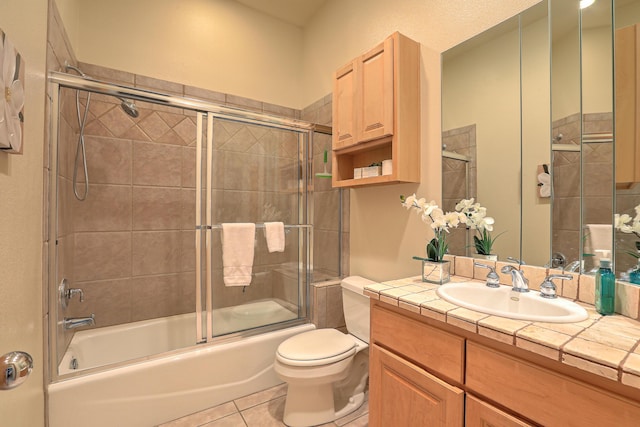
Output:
[{"xmin": 48, "ymin": 300, "xmax": 312, "ymax": 427}]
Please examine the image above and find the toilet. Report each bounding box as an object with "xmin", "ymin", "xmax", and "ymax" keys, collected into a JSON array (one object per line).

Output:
[{"xmin": 274, "ymin": 276, "xmax": 373, "ymax": 427}]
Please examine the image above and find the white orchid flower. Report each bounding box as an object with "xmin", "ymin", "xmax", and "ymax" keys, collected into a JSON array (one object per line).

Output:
[
  {"xmin": 423, "ymin": 200, "xmax": 439, "ymax": 216},
  {"xmin": 402, "ymin": 193, "xmax": 417, "ymax": 209},
  {"xmin": 455, "ymin": 198, "xmax": 475, "ymax": 211},
  {"xmin": 615, "ymin": 213, "xmax": 633, "ymax": 232},
  {"xmin": 0, "ymin": 35, "xmax": 24, "ymax": 152}
]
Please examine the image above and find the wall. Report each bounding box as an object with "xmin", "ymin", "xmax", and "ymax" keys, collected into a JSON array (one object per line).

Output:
[
  {"xmin": 0, "ymin": 0, "xmax": 47, "ymax": 425},
  {"xmin": 66, "ymin": 0, "xmax": 304, "ymax": 109},
  {"xmin": 302, "ymin": 0, "xmax": 541, "ymax": 281}
]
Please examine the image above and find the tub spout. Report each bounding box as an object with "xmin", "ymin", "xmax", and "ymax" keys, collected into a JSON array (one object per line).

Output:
[{"xmin": 63, "ymin": 314, "xmax": 95, "ymax": 330}]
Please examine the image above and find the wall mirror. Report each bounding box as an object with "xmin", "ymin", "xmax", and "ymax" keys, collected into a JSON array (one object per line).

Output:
[
  {"xmin": 441, "ymin": 1, "xmax": 549, "ymax": 266},
  {"xmin": 443, "ymin": 0, "xmax": 640, "ymax": 285}
]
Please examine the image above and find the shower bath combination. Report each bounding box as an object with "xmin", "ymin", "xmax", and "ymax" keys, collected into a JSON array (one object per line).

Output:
[{"xmin": 63, "ymin": 62, "xmax": 139, "ymax": 201}]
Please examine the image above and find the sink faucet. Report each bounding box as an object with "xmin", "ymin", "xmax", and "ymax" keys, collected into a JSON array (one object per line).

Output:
[
  {"xmin": 539, "ymin": 274, "xmax": 573, "ymax": 299},
  {"xmin": 63, "ymin": 314, "xmax": 95, "ymax": 330},
  {"xmin": 500, "ymin": 265, "xmax": 529, "ymax": 293}
]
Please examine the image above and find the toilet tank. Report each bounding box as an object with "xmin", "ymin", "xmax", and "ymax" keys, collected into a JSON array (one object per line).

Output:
[{"xmin": 341, "ymin": 276, "xmax": 374, "ymax": 343}]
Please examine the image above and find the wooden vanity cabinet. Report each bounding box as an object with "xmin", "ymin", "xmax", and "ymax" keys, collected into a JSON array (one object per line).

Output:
[
  {"xmin": 465, "ymin": 395, "xmax": 534, "ymax": 427},
  {"xmin": 370, "ymin": 345, "xmax": 464, "ymax": 427},
  {"xmin": 369, "ymin": 300, "xmax": 640, "ymax": 427},
  {"xmin": 332, "ymin": 32, "xmax": 420, "ymax": 188}
]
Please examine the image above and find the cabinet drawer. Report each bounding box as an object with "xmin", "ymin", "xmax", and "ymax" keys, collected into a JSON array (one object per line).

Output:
[
  {"xmin": 371, "ymin": 303, "xmax": 465, "ymax": 383},
  {"xmin": 466, "ymin": 342, "xmax": 640, "ymax": 426},
  {"xmin": 465, "ymin": 395, "xmax": 534, "ymax": 427}
]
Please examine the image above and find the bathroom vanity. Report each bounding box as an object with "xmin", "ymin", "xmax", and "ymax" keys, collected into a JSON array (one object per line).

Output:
[{"xmin": 366, "ymin": 277, "xmax": 640, "ymax": 426}]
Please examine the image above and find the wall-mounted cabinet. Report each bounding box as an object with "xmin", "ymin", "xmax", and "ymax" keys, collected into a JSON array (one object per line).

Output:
[
  {"xmin": 615, "ymin": 23, "xmax": 640, "ymax": 189},
  {"xmin": 332, "ymin": 32, "xmax": 420, "ymax": 188}
]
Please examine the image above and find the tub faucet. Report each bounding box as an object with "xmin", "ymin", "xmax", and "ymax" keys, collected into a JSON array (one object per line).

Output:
[
  {"xmin": 564, "ymin": 260, "xmax": 581, "ymax": 273},
  {"xmin": 500, "ymin": 265, "xmax": 529, "ymax": 293},
  {"xmin": 63, "ymin": 314, "xmax": 95, "ymax": 330}
]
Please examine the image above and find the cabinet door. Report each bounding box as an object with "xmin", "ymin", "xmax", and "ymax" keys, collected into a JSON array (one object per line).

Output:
[
  {"xmin": 357, "ymin": 37, "xmax": 394, "ymax": 143},
  {"xmin": 466, "ymin": 395, "xmax": 534, "ymax": 427},
  {"xmin": 615, "ymin": 23, "xmax": 640, "ymax": 188},
  {"xmin": 333, "ymin": 61, "xmax": 357, "ymax": 150},
  {"xmin": 370, "ymin": 344, "xmax": 464, "ymax": 427}
]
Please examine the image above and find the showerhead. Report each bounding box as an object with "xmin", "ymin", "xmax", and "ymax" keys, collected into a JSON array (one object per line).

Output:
[
  {"xmin": 118, "ymin": 97, "xmax": 139, "ymax": 118},
  {"xmin": 63, "ymin": 62, "xmax": 139, "ymax": 118}
]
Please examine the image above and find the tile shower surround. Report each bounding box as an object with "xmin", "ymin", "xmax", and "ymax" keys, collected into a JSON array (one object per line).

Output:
[
  {"xmin": 442, "ymin": 124, "xmax": 477, "ymax": 257},
  {"xmin": 47, "ymin": 1, "xmax": 348, "ymax": 364}
]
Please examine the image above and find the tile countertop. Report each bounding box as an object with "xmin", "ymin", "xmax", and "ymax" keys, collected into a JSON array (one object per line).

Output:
[{"xmin": 364, "ymin": 275, "xmax": 640, "ymax": 392}]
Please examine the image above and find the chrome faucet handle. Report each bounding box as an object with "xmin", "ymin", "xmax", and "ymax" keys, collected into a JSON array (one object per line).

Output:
[
  {"xmin": 68, "ymin": 288, "xmax": 84, "ymax": 303},
  {"xmin": 474, "ymin": 262, "xmax": 500, "ymax": 288},
  {"xmin": 539, "ymin": 274, "xmax": 573, "ymax": 299}
]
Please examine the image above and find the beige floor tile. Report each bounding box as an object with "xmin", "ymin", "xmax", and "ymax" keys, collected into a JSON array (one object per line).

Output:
[
  {"xmin": 201, "ymin": 413, "xmax": 247, "ymax": 427},
  {"xmin": 341, "ymin": 414, "xmax": 369, "ymax": 427},
  {"xmin": 335, "ymin": 397, "xmax": 369, "ymax": 426},
  {"xmin": 159, "ymin": 401, "xmax": 238, "ymax": 426},
  {"xmin": 241, "ymin": 396, "xmax": 286, "ymax": 427},
  {"xmin": 234, "ymin": 383, "xmax": 288, "ymax": 411}
]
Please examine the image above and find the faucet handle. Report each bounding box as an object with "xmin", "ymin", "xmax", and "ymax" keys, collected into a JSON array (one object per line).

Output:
[
  {"xmin": 68, "ymin": 288, "xmax": 84, "ymax": 303},
  {"xmin": 474, "ymin": 262, "xmax": 500, "ymax": 288},
  {"xmin": 539, "ymin": 274, "xmax": 573, "ymax": 299}
]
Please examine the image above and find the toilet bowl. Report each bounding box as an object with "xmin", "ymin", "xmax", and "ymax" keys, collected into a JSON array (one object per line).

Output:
[{"xmin": 274, "ymin": 276, "xmax": 374, "ymax": 427}]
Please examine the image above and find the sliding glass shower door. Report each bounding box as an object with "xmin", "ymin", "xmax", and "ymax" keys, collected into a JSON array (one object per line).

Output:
[{"xmin": 195, "ymin": 113, "xmax": 311, "ymax": 343}]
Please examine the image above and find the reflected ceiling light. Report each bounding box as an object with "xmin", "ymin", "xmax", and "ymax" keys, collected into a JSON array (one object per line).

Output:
[{"xmin": 580, "ymin": 0, "xmax": 595, "ymax": 9}]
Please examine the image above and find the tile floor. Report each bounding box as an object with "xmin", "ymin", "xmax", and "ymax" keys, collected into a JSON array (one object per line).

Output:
[{"xmin": 157, "ymin": 383, "xmax": 369, "ymax": 427}]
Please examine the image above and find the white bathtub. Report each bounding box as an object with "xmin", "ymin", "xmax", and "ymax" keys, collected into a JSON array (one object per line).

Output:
[
  {"xmin": 58, "ymin": 299, "xmax": 299, "ymax": 373},
  {"xmin": 48, "ymin": 301, "xmax": 312, "ymax": 427}
]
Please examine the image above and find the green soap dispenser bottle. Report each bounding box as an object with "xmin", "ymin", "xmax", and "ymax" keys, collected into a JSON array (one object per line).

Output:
[{"xmin": 595, "ymin": 250, "xmax": 615, "ymax": 315}]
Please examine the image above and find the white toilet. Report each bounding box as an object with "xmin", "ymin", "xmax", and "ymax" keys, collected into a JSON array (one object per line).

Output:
[{"xmin": 274, "ymin": 276, "xmax": 373, "ymax": 427}]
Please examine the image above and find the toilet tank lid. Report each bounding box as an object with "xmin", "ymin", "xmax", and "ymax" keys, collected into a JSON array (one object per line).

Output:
[{"xmin": 341, "ymin": 276, "xmax": 377, "ymax": 295}]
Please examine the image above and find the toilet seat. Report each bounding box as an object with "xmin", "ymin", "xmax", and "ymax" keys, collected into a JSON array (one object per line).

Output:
[{"xmin": 276, "ymin": 329, "xmax": 356, "ymax": 367}]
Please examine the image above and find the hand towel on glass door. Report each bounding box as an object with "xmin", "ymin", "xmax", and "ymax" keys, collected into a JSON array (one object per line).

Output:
[{"xmin": 221, "ymin": 223, "xmax": 256, "ymax": 286}]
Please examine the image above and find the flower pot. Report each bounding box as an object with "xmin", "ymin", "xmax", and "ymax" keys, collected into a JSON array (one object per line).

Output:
[
  {"xmin": 473, "ymin": 253, "xmax": 498, "ymax": 261},
  {"xmin": 421, "ymin": 260, "xmax": 451, "ymax": 284}
]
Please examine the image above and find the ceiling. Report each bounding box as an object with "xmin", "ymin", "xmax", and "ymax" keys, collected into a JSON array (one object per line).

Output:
[{"xmin": 234, "ymin": 0, "xmax": 327, "ymax": 27}]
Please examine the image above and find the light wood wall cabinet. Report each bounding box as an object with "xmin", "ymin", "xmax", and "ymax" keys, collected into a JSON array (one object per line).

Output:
[
  {"xmin": 332, "ymin": 32, "xmax": 420, "ymax": 188},
  {"xmin": 615, "ymin": 23, "xmax": 640, "ymax": 189},
  {"xmin": 369, "ymin": 301, "xmax": 640, "ymax": 426}
]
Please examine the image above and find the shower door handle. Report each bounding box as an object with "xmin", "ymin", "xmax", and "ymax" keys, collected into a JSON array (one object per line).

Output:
[{"xmin": 0, "ymin": 351, "xmax": 33, "ymax": 390}]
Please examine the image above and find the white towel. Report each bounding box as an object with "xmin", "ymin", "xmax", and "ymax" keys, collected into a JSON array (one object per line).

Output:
[
  {"xmin": 264, "ymin": 222, "xmax": 285, "ymax": 253},
  {"xmin": 585, "ymin": 224, "xmax": 612, "ymax": 265},
  {"xmin": 222, "ymin": 223, "xmax": 256, "ymax": 287}
]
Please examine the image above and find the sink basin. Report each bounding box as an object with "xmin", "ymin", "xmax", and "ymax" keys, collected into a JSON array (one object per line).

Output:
[{"xmin": 436, "ymin": 281, "xmax": 589, "ymax": 323}]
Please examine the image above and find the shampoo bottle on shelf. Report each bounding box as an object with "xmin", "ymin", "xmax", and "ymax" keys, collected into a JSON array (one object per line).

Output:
[{"xmin": 595, "ymin": 250, "xmax": 615, "ymax": 315}]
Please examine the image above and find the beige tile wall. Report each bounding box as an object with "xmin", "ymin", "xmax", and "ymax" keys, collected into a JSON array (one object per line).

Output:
[{"xmin": 442, "ymin": 124, "xmax": 477, "ymax": 257}]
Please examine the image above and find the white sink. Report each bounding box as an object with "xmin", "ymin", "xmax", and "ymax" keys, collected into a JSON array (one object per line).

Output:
[{"xmin": 436, "ymin": 281, "xmax": 589, "ymax": 323}]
